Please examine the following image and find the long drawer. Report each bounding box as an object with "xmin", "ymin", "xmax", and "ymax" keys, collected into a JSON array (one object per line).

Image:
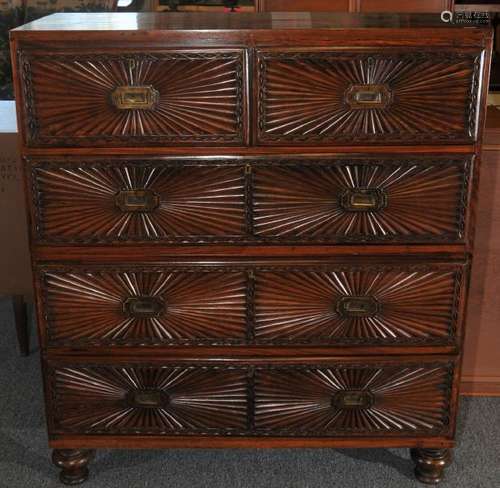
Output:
[
  {"xmin": 18, "ymin": 49, "xmax": 246, "ymax": 147},
  {"xmin": 45, "ymin": 358, "xmax": 455, "ymax": 437},
  {"xmin": 37, "ymin": 261, "xmax": 466, "ymax": 348},
  {"xmin": 29, "ymin": 156, "xmax": 473, "ymax": 244},
  {"xmin": 17, "ymin": 47, "xmax": 484, "ymax": 148},
  {"xmin": 256, "ymin": 48, "xmax": 483, "ymax": 145}
]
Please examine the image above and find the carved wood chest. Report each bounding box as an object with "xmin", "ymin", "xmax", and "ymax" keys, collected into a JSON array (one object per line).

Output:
[{"xmin": 10, "ymin": 12, "xmax": 492, "ymax": 485}]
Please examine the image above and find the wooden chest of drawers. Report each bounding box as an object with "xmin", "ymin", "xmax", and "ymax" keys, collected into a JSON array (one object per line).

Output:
[{"xmin": 11, "ymin": 12, "xmax": 492, "ymax": 485}]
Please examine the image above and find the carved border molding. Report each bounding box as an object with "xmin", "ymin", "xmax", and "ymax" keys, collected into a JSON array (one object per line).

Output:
[
  {"xmin": 47, "ymin": 361, "xmax": 454, "ymax": 437},
  {"xmin": 38, "ymin": 262, "xmax": 464, "ymax": 348},
  {"xmin": 18, "ymin": 50, "xmax": 245, "ymax": 147},
  {"xmin": 256, "ymin": 50, "xmax": 482, "ymax": 144},
  {"xmin": 28, "ymin": 156, "xmax": 472, "ymax": 245}
]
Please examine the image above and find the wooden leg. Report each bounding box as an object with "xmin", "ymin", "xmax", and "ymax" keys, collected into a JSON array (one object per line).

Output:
[
  {"xmin": 52, "ymin": 449, "xmax": 95, "ymax": 485},
  {"xmin": 12, "ymin": 295, "xmax": 29, "ymax": 356},
  {"xmin": 411, "ymin": 448, "xmax": 452, "ymax": 485}
]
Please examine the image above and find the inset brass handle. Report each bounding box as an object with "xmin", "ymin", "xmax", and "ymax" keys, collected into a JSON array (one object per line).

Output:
[
  {"xmin": 111, "ymin": 85, "xmax": 159, "ymax": 110},
  {"xmin": 340, "ymin": 188, "xmax": 387, "ymax": 212},
  {"xmin": 115, "ymin": 189, "xmax": 159, "ymax": 213},
  {"xmin": 346, "ymin": 84, "xmax": 391, "ymax": 109},
  {"xmin": 337, "ymin": 296, "xmax": 379, "ymax": 318},
  {"xmin": 123, "ymin": 296, "xmax": 165, "ymax": 318},
  {"xmin": 128, "ymin": 390, "xmax": 164, "ymax": 408},
  {"xmin": 332, "ymin": 390, "xmax": 374, "ymax": 409}
]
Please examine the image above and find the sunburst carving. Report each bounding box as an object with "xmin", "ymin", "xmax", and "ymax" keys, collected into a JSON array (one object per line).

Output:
[
  {"xmin": 50, "ymin": 365, "xmax": 248, "ymax": 434},
  {"xmin": 253, "ymin": 160, "xmax": 470, "ymax": 242},
  {"xmin": 254, "ymin": 266, "xmax": 461, "ymax": 343},
  {"xmin": 43, "ymin": 269, "xmax": 247, "ymax": 346},
  {"xmin": 21, "ymin": 51, "xmax": 245, "ymax": 146},
  {"xmin": 254, "ymin": 364, "xmax": 452, "ymax": 434},
  {"xmin": 257, "ymin": 51, "xmax": 480, "ymax": 144},
  {"xmin": 33, "ymin": 161, "xmax": 246, "ymax": 242}
]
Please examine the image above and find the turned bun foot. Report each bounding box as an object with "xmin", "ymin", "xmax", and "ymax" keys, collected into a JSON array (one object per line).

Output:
[
  {"xmin": 52, "ymin": 449, "xmax": 95, "ymax": 485},
  {"xmin": 411, "ymin": 448, "xmax": 452, "ymax": 485}
]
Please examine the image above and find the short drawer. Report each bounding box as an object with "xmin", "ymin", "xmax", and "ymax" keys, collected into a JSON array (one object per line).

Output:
[
  {"xmin": 47, "ymin": 362, "xmax": 249, "ymax": 435},
  {"xmin": 256, "ymin": 49, "xmax": 483, "ymax": 145},
  {"xmin": 254, "ymin": 360, "xmax": 455, "ymax": 436},
  {"xmin": 30, "ymin": 155, "xmax": 472, "ymax": 244},
  {"xmin": 252, "ymin": 157, "xmax": 472, "ymax": 243},
  {"xmin": 18, "ymin": 49, "xmax": 246, "ymax": 147},
  {"xmin": 30, "ymin": 160, "xmax": 247, "ymax": 243},
  {"xmin": 46, "ymin": 358, "xmax": 455, "ymax": 437},
  {"xmin": 38, "ymin": 261, "xmax": 465, "ymax": 348}
]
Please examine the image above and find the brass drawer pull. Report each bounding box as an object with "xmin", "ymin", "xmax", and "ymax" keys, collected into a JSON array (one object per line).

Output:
[
  {"xmin": 340, "ymin": 188, "xmax": 387, "ymax": 212},
  {"xmin": 337, "ymin": 296, "xmax": 379, "ymax": 318},
  {"xmin": 128, "ymin": 390, "xmax": 165, "ymax": 408},
  {"xmin": 123, "ymin": 296, "xmax": 165, "ymax": 318},
  {"xmin": 115, "ymin": 189, "xmax": 159, "ymax": 213},
  {"xmin": 332, "ymin": 390, "xmax": 374, "ymax": 410},
  {"xmin": 111, "ymin": 85, "xmax": 159, "ymax": 110},
  {"xmin": 346, "ymin": 84, "xmax": 391, "ymax": 109}
]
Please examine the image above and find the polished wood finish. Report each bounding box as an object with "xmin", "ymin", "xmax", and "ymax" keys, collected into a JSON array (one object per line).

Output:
[
  {"xmin": 28, "ymin": 155, "xmax": 473, "ymax": 244},
  {"xmin": 52, "ymin": 449, "xmax": 95, "ymax": 485},
  {"xmin": 257, "ymin": 0, "xmax": 452, "ymax": 12},
  {"xmin": 258, "ymin": 0, "xmax": 353, "ymax": 11},
  {"xmin": 411, "ymin": 448, "xmax": 452, "ymax": 485},
  {"xmin": 10, "ymin": 13, "xmax": 492, "ymax": 485},
  {"xmin": 46, "ymin": 358, "xmax": 454, "ymax": 437},
  {"xmin": 359, "ymin": 1, "xmax": 452, "ymax": 13},
  {"xmin": 256, "ymin": 49, "xmax": 481, "ymax": 145}
]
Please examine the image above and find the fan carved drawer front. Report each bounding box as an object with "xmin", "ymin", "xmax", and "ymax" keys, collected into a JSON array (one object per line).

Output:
[
  {"xmin": 18, "ymin": 50, "xmax": 246, "ymax": 147},
  {"xmin": 39, "ymin": 261, "xmax": 465, "ymax": 348},
  {"xmin": 46, "ymin": 359, "xmax": 455, "ymax": 437},
  {"xmin": 30, "ymin": 156, "xmax": 472, "ymax": 244},
  {"xmin": 256, "ymin": 49, "xmax": 483, "ymax": 145}
]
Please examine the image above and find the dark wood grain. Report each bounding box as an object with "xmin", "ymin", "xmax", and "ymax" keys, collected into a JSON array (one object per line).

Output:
[
  {"xmin": 35, "ymin": 260, "xmax": 466, "ymax": 348},
  {"xmin": 10, "ymin": 12, "xmax": 492, "ymax": 485},
  {"xmin": 19, "ymin": 50, "xmax": 246, "ymax": 148},
  {"xmin": 411, "ymin": 448, "xmax": 452, "ymax": 484},
  {"xmin": 27, "ymin": 155, "xmax": 473, "ymax": 245},
  {"xmin": 52, "ymin": 449, "xmax": 95, "ymax": 485},
  {"xmin": 256, "ymin": 49, "xmax": 482, "ymax": 145},
  {"xmin": 44, "ymin": 358, "xmax": 455, "ymax": 438}
]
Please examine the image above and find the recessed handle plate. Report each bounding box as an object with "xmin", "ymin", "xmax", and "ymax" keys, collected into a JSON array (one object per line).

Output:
[
  {"xmin": 332, "ymin": 390, "xmax": 374, "ymax": 409},
  {"xmin": 128, "ymin": 390, "xmax": 164, "ymax": 408},
  {"xmin": 340, "ymin": 188, "xmax": 387, "ymax": 212},
  {"xmin": 115, "ymin": 189, "xmax": 160, "ymax": 213},
  {"xmin": 111, "ymin": 85, "xmax": 159, "ymax": 110},
  {"xmin": 337, "ymin": 296, "xmax": 379, "ymax": 318},
  {"xmin": 346, "ymin": 84, "xmax": 392, "ymax": 109},
  {"xmin": 123, "ymin": 296, "xmax": 165, "ymax": 318}
]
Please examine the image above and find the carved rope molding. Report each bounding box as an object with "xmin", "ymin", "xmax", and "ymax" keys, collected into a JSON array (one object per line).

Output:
[
  {"xmin": 18, "ymin": 50, "xmax": 245, "ymax": 146},
  {"xmin": 38, "ymin": 263, "xmax": 465, "ymax": 347},
  {"xmin": 28, "ymin": 157, "xmax": 472, "ymax": 245},
  {"xmin": 257, "ymin": 50, "xmax": 482, "ymax": 144},
  {"xmin": 47, "ymin": 361, "xmax": 455, "ymax": 437}
]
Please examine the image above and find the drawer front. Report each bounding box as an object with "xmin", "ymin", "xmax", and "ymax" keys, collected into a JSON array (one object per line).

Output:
[
  {"xmin": 254, "ymin": 264, "xmax": 463, "ymax": 345},
  {"xmin": 39, "ymin": 262, "xmax": 464, "ymax": 348},
  {"xmin": 256, "ymin": 49, "xmax": 483, "ymax": 145},
  {"xmin": 19, "ymin": 50, "xmax": 246, "ymax": 147},
  {"xmin": 46, "ymin": 359, "xmax": 454, "ymax": 437},
  {"xmin": 31, "ymin": 160, "xmax": 247, "ymax": 243},
  {"xmin": 252, "ymin": 157, "xmax": 471, "ymax": 243},
  {"xmin": 30, "ymin": 156, "xmax": 471, "ymax": 244},
  {"xmin": 47, "ymin": 363, "xmax": 249, "ymax": 435},
  {"xmin": 41, "ymin": 267, "xmax": 249, "ymax": 346},
  {"xmin": 254, "ymin": 362, "xmax": 454, "ymax": 436}
]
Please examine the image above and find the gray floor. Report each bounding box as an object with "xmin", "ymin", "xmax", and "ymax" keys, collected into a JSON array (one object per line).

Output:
[{"xmin": 1, "ymin": 297, "xmax": 499, "ymax": 488}]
